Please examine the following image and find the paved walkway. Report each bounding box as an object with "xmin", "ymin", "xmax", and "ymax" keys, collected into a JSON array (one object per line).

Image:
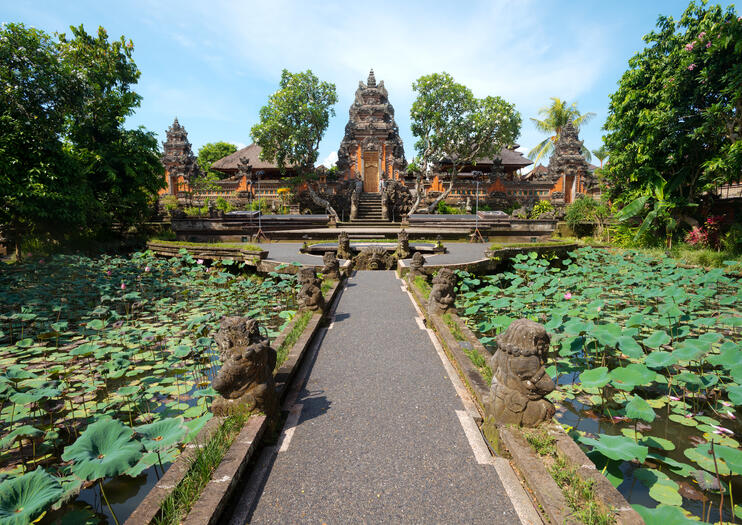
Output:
[
  {"xmin": 258, "ymin": 242, "xmax": 489, "ymax": 266},
  {"xmin": 227, "ymin": 271, "xmax": 528, "ymax": 524}
]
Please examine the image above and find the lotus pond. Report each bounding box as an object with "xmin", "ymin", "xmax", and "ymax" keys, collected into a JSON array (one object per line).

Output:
[
  {"xmin": 457, "ymin": 247, "xmax": 742, "ymax": 524},
  {"xmin": 0, "ymin": 250, "xmax": 300, "ymax": 524}
]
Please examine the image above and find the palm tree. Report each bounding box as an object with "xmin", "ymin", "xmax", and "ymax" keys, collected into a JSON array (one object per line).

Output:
[
  {"xmin": 528, "ymin": 97, "xmax": 596, "ymax": 165},
  {"xmin": 592, "ymin": 145, "xmax": 609, "ymax": 168}
]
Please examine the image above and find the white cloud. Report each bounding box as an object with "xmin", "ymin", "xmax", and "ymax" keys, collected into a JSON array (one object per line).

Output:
[
  {"xmin": 134, "ymin": 0, "xmax": 611, "ymax": 158},
  {"xmin": 320, "ymin": 151, "xmax": 338, "ymax": 168}
]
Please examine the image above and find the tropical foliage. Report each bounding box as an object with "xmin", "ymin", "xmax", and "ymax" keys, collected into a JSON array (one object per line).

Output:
[
  {"xmin": 457, "ymin": 248, "xmax": 742, "ymax": 522},
  {"xmin": 408, "ymin": 72, "xmax": 521, "ymax": 214},
  {"xmin": 0, "ymin": 23, "xmax": 164, "ymax": 256},
  {"xmin": 604, "ymin": 2, "xmax": 742, "ymax": 206},
  {"xmin": 0, "ymin": 251, "xmax": 299, "ymax": 521},
  {"xmin": 527, "ymin": 97, "xmax": 595, "ymax": 165}
]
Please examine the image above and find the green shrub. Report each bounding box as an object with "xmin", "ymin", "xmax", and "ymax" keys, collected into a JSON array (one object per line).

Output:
[
  {"xmin": 436, "ymin": 201, "xmax": 465, "ymax": 214},
  {"xmin": 530, "ymin": 200, "xmax": 554, "ymax": 219},
  {"xmin": 215, "ymin": 197, "xmax": 234, "ymax": 213},
  {"xmin": 564, "ymin": 196, "xmax": 610, "ymax": 239},
  {"xmin": 161, "ymin": 195, "xmax": 179, "ymax": 212}
]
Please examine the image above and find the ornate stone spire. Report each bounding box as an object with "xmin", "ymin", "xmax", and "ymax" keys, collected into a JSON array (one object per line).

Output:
[
  {"xmin": 547, "ymin": 119, "xmax": 589, "ymax": 179},
  {"xmin": 367, "ymin": 68, "xmax": 376, "ymax": 87},
  {"xmin": 162, "ymin": 117, "xmax": 200, "ymax": 190}
]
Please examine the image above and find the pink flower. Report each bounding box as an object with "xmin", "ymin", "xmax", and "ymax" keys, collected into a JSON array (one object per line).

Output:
[
  {"xmin": 688, "ymin": 63, "xmax": 697, "ymax": 71},
  {"xmin": 564, "ymin": 292, "xmax": 572, "ymax": 300},
  {"xmin": 713, "ymin": 425, "xmax": 734, "ymax": 435},
  {"xmin": 727, "ymin": 411, "xmax": 736, "ymax": 420},
  {"xmin": 721, "ymin": 401, "xmax": 732, "ymax": 407},
  {"xmin": 706, "ymin": 41, "xmax": 712, "ymax": 48},
  {"xmin": 669, "ymin": 395, "xmax": 681, "ymax": 401},
  {"xmin": 121, "ymin": 282, "xmax": 126, "ymax": 290},
  {"xmin": 698, "ymin": 31, "xmax": 706, "ymax": 39},
  {"xmin": 197, "ymin": 259, "xmax": 204, "ymax": 264},
  {"xmin": 611, "ymin": 416, "xmax": 629, "ymax": 422},
  {"xmin": 685, "ymin": 42, "xmax": 695, "ymax": 51},
  {"xmin": 596, "ymin": 306, "xmax": 602, "ymax": 312},
  {"xmin": 144, "ymin": 266, "xmax": 150, "ymax": 272},
  {"xmin": 205, "ymin": 267, "xmax": 210, "ymax": 273},
  {"xmin": 685, "ymin": 413, "xmax": 693, "ymax": 418},
  {"xmin": 106, "ymin": 270, "xmax": 111, "ymax": 276}
]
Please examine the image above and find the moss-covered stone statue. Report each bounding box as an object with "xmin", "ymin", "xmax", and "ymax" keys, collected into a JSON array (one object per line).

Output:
[
  {"xmin": 297, "ymin": 267, "xmax": 325, "ymax": 312},
  {"xmin": 485, "ymin": 319, "xmax": 555, "ymax": 427},
  {"xmin": 427, "ymin": 268, "xmax": 457, "ymax": 315},
  {"xmin": 212, "ymin": 318, "xmax": 278, "ymax": 417}
]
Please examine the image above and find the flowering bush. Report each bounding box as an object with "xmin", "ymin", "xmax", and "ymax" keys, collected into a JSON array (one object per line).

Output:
[{"xmin": 684, "ymin": 215, "xmax": 726, "ymax": 249}]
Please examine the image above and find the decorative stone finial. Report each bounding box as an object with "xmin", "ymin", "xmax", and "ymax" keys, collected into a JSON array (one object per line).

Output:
[
  {"xmin": 297, "ymin": 268, "xmax": 325, "ymax": 312},
  {"xmin": 367, "ymin": 68, "xmax": 376, "ymax": 87},
  {"xmin": 212, "ymin": 317, "xmax": 278, "ymax": 417},
  {"xmin": 427, "ymin": 268, "xmax": 457, "ymax": 315},
  {"xmin": 485, "ymin": 319, "xmax": 556, "ymax": 427}
]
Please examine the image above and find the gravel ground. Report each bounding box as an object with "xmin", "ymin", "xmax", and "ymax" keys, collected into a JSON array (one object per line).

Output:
[{"xmin": 234, "ymin": 271, "xmax": 518, "ymax": 524}]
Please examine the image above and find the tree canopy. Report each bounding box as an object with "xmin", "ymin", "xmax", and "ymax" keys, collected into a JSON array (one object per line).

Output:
[
  {"xmin": 408, "ymin": 72, "xmax": 521, "ymax": 213},
  {"xmin": 251, "ymin": 69, "xmax": 338, "ymax": 215},
  {"xmin": 603, "ymin": 1, "xmax": 741, "ymax": 206},
  {"xmin": 0, "ymin": 23, "xmax": 164, "ymax": 254},
  {"xmin": 527, "ymin": 97, "xmax": 595, "ymax": 165},
  {"xmin": 192, "ymin": 141, "xmax": 237, "ymax": 192}
]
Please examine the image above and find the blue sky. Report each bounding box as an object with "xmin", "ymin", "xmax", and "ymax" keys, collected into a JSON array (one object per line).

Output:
[{"xmin": 2, "ymin": 1, "xmax": 737, "ymax": 170}]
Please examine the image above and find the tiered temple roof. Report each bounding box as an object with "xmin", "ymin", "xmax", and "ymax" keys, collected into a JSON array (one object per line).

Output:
[{"xmin": 160, "ymin": 117, "xmax": 199, "ymax": 195}]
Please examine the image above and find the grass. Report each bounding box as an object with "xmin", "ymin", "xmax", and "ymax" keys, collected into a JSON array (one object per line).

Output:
[
  {"xmin": 413, "ymin": 275, "xmax": 431, "ymax": 299},
  {"xmin": 443, "ymin": 313, "xmax": 494, "ymax": 385},
  {"xmin": 148, "ymin": 239, "xmax": 263, "ymax": 251},
  {"xmin": 488, "ymin": 240, "xmax": 575, "ymax": 251},
  {"xmin": 276, "ymin": 310, "xmax": 313, "ymax": 369},
  {"xmin": 522, "ymin": 427, "xmax": 615, "ymax": 525},
  {"xmin": 154, "ymin": 413, "xmax": 249, "ymax": 525},
  {"xmin": 321, "ymin": 278, "xmax": 334, "ymax": 295}
]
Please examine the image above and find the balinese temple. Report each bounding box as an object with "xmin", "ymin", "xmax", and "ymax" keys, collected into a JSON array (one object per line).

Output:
[
  {"xmin": 336, "ymin": 69, "xmax": 407, "ymax": 192},
  {"xmin": 162, "ymin": 72, "xmax": 598, "ymax": 207},
  {"xmin": 159, "ymin": 117, "xmax": 200, "ymax": 196}
]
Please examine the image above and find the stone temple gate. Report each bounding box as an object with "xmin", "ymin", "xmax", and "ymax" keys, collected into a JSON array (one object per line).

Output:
[{"xmin": 336, "ymin": 69, "xmax": 407, "ymax": 193}]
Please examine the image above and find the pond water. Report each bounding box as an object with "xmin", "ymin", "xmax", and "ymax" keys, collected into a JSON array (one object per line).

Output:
[
  {"xmin": 0, "ymin": 251, "xmax": 298, "ymax": 523},
  {"xmin": 456, "ymin": 247, "xmax": 742, "ymax": 522}
]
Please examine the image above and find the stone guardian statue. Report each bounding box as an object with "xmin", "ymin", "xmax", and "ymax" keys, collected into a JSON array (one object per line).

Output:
[
  {"xmin": 212, "ymin": 318, "xmax": 278, "ymax": 418},
  {"xmin": 322, "ymin": 251, "xmax": 340, "ymax": 280},
  {"xmin": 427, "ymin": 268, "xmax": 457, "ymax": 315},
  {"xmin": 297, "ymin": 267, "xmax": 325, "ymax": 312},
  {"xmin": 485, "ymin": 319, "xmax": 556, "ymax": 427}
]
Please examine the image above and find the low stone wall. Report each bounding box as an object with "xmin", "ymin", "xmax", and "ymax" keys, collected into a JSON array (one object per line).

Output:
[
  {"xmin": 404, "ymin": 281, "xmax": 643, "ymax": 525},
  {"xmin": 172, "ymin": 215, "xmax": 330, "ymax": 243},
  {"xmin": 125, "ymin": 279, "xmax": 343, "ymax": 525},
  {"xmin": 146, "ymin": 241, "xmax": 267, "ymax": 261}
]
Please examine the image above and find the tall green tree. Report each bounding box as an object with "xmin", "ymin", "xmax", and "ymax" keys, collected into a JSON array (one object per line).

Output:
[
  {"xmin": 604, "ymin": 2, "xmax": 741, "ymax": 210},
  {"xmin": 527, "ymin": 97, "xmax": 595, "ymax": 165},
  {"xmin": 592, "ymin": 145, "xmax": 609, "ymax": 168},
  {"xmin": 251, "ymin": 69, "xmax": 338, "ymax": 216},
  {"xmin": 408, "ymin": 72, "xmax": 521, "ymax": 214},
  {"xmin": 192, "ymin": 141, "xmax": 237, "ymax": 193},
  {"xmin": 0, "ymin": 23, "xmax": 164, "ymax": 255}
]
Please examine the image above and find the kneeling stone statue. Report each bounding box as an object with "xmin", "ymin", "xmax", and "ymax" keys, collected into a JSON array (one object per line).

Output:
[
  {"xmin": 212, "ymin": 317, "xmax": 278, "ymax": 418},
  {"xmin": 485, "ymin": 319, "xmax": 556, "ymax": 427}
]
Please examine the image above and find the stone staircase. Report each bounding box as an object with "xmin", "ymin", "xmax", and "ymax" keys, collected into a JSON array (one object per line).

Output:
[{"xmin": 349, "ymin": 193, "xmax": 392, "ymax": 226}]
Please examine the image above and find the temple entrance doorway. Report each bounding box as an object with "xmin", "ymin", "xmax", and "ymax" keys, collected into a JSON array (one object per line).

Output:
[{"xmin": 363, "ymin": 153, "xmax": 379, "ymax": 193}]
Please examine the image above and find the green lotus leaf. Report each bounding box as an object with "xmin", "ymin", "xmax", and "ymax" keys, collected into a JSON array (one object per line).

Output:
[
  {"xmin": 640, "ymin": 436, "xmax": 675, "ymax": 451},
  {"xmin": 135, "ymin": 417, "xmax": 188, "ymax": 452},
  {"xmin": 589, "ymin": 324, "xmax": 621, "ymax": 347},
  {"xmin": 645, "ymin": 351, "xmax": 676, "ymax": 369},
  {"xmin": 61, "ymin": 418, "xmax": 142, "ymax": 481},
  {"xmin": 643, "ymin": 330, "xmax": 670, "ymax": 349},
  {"xmin": 0, "ymin": 426, "xmax": 44, "ymax": 450},
  {"xmin": 625, "ymin": 395, "xmax": 656, "ymax": 423},
  {"xmin": 609, "ymin": 363, "xmax": 655, "ymax": 391},
  {"xmin": 633, "ymin": 468, "xmax": 682, "ymax": 506},
  {"xmin": 617, "ymin": 336, "xmax": 643, "ymax": 358},
  {"xmin": 579, "ymin": 434, "xmax": 648, "ymax": 462},
  {"xmin": 667, "ymin": 414, "xmax": 698, "ymax": 427},
  {"xmin": 684, "ymin": 444, "xmax": 731, "ymax": 476},
  {"xmin": 0, "ymin": 468, "xmax": 63, "ymax": 525},
  {"xmin": 646, "ymin": 452, "xmax": 696, "ymax": 477},
  {"xmin": 579, "ymin": 367, "xmax": 610, "ymax": 389},
  {"xmin": 727, "ymin": 386, "xmax": 742, "ymax": 406},
  {"xmin": 632, "ymin": 504, "xmax": 698, "ymax": 524}
]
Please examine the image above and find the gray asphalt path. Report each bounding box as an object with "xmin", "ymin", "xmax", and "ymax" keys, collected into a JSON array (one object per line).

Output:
[
  {"xmin": 233, "ymin": 271, "xmax": 519, "ymax": 524},
  {"xmin": 260, "ymin": 242, "xmax": 488, "ymax": 265}
]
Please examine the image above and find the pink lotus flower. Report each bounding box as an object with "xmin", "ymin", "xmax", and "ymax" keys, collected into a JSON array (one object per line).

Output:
[
  {"xmin": 685, "ymin": 42, "xmax": 695, "ymax": 51},
  {"xmin": 721, "ymin": 400, "xmax": 732, "ymax": 407},
  {"xmin": 706, "ymin": 41, "xmax": 712, "ymax": 48},
  {"xmin": 669, "ymin": 395, "xmax": 681, "ymax": 401},
  {"xmin": 596, "ymin": 306, "xmax": 602, "ymax": 312},
  {"xmin": 121, "ymin": 282, "xmax": 126, "ymax": 290},
  {"xmin": 726, "ymin": 411, "xmax": 736, "ymax": 420},
  {"xmin": 713, "ymin": 425, "xmax": 734, "ymax": 436},
  {"xmin": 564, "ymin": 292, "xmax": 572, "ymax": 300},
  {"xmin": 144, "ymin": 266, "xmax": 150, "ymax": 272},
  {"xmin": 205, "ymin": 267, "xmax": 210, "ymax": 273},
  {"xmin": 688, "ymin": 63, "xmax": 697, "ymax": 71},
  {"xmin": 197, "ymin": 259, "xmax": 204, "ymax": 264},
  {"xmin": 685, "ymin": 413, "xmax": 694, "ymax": 418},
  {"xmin": 106, "ymin": 270, "xmax": 111, "ymax": 276},
  {"xmin": 611, "ymin": 416, "xmax": 629, "ymax": 423}
]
